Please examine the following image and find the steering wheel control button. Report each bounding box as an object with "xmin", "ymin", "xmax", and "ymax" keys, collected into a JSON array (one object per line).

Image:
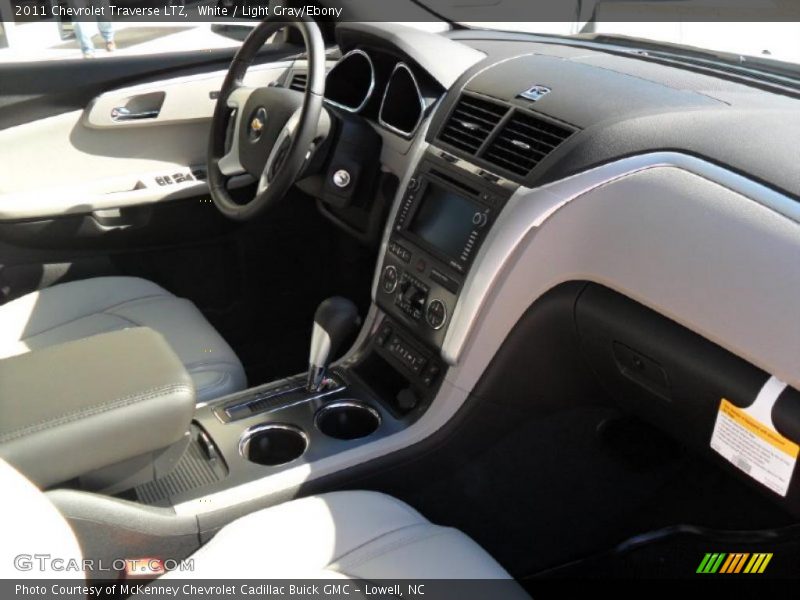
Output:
[
  {"xmin": 425, "ymin": 299, "xmax": 447, "ymax": 330},
  {"xmin": 381, "ymin": 265, "xmax": 399, "ymax": 294},
  {"xmin": 248, "ymin": 107, "xmax": 267, "ymax": 141},
  {"xmin": 333, "ymin": 169, "xmax": 352, "ymax": 188}
]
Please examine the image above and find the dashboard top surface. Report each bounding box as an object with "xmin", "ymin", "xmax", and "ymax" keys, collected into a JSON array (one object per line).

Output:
[{"xmin": 416, "ymin": 31, "xmax": 800, "ymax": 201}]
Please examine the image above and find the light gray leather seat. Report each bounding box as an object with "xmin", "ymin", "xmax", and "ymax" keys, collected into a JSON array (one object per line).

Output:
[
  {"xmin": 160, "ymin": 491, "xmax": 513, "ymax": 580},
  {"xmin": 0, "ymin": 459, "xmax": 514, "ymax": 581},
  {"xmin": 0, "ymin": 276, "xmax": 246, "ymax": 403}
]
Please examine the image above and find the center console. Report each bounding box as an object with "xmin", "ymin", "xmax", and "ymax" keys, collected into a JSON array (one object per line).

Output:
[
  {"xmin": 108, "ymin": 149, "xmax": 519, "ymax": 509},
  {"xmin": 376, "ymin": 149, "xmax": 517, "ymax": 349}
]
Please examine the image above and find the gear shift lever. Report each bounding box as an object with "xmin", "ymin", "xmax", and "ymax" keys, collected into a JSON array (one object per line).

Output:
[{"xmin": 307, "ymin": 297, "xmax": 360, "ymax": 392}]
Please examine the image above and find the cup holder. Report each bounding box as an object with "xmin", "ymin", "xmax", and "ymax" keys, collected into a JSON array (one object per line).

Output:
[
  {"xmin": 239, "ymin": 423, "xmax": 308, "ymax": 466},
  {"xmin": 315, "ymin": 401, "xmax": 381, "ymax": 440}
]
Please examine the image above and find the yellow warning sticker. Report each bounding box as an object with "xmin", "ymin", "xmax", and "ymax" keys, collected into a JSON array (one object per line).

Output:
[{"xmin": 711, "ymin": 398, "xmax": 798, "ymax": 496}]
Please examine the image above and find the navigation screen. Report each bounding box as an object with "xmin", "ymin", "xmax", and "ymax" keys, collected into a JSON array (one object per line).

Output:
[{"xmin": 408, "ymin": 183, "xmax": 479, "ymax": 261}]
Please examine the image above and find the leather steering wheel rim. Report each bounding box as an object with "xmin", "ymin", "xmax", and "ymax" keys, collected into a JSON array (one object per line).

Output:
[{"xmin": 207, "ymin": 16, "xmax": 325, "ymax": 221}]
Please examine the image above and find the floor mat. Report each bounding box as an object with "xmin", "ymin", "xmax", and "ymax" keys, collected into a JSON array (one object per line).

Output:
[
  {"xmin": 537, "ymin": 523, "xmax": 800, "ymax": 579},
  {"xmin": 402, "ymin": 407, "xmax": 794, "ymax": 577}
]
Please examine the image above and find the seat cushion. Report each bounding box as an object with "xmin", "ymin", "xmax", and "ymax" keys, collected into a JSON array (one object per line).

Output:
[
  {"xmin": 0, "ymin": 277, "xmax": 246, "ymax": 403},
  {"xmin": 160, "ymin": 491, "xmax": 514, "ymax": 580},
  {"xmin": 0, "ymin": 458, "xmax": 83, "ymax": 579}
]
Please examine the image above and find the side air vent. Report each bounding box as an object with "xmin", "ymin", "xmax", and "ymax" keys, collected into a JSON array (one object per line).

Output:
[
  {"xmin": 439, "ymin": 94, "xmax": 507, "ymax": 155},
  {"xmin": 483, "ymin": 111, "xmax": 574, "ymax": 176},
  {"xmin": 289, "ymin": 71, "xmax": 307, "ymax": 92}
]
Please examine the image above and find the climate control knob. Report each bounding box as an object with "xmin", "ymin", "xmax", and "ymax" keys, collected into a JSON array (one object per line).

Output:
[
  {"xmin": 425, "ymin": 299, "xmax": 447, "ymax": 330},
  {"xmin": 381, "ymin": 265, "xmax": 398, "ymax": 294}
]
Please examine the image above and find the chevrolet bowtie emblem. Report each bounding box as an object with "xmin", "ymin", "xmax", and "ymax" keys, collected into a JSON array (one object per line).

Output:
[{"xmin": 247, "ymin": 107, "xmax": 268, "ymax": 141}]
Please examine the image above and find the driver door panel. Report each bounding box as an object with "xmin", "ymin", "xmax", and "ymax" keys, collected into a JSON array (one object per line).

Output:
[
  {"xmin": 0, "ymin": 45, "xmax": 301, "ymax": 302},
  {"xmin": 0, "ymin": 59, "xmax": 294, "ymax": 224}
]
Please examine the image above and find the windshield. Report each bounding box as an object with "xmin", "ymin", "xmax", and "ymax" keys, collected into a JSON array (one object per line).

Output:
[
  {"xmin": 462, "ymin": 22, "xmax": 800, "ymax": 66},
  {"xmin": 414, "ymin": 0, "xmax": 800, "ymax": 66}
]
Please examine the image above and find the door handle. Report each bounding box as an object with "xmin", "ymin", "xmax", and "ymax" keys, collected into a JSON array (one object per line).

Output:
[
  {"xmin": 111, "ymin": 106, "xmax": 160, "ymax": 121},
  {"xmin": 109, "ymin": 91, "xmax": 165, "ymax": 122}
]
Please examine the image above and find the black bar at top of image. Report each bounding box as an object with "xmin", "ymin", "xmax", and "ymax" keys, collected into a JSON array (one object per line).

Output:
[{"xmin": 4, "ymin": 0, "xmax": 800, "ymax": 23}]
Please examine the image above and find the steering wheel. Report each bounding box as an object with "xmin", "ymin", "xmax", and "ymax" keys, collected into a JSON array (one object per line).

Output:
[{"xmin": 207, "ymin": 16, "xmax": 325, "ymax": 221}]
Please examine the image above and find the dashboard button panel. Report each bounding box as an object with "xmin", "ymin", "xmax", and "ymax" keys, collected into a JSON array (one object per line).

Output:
[
  {"xmin": 387, "ymin": 334, "xmax": 427, "ymax": 374},
  {"xmin": 388, "ymin": 241, "xmax": 412, "ymax": 263},
  {"xmin": 376, "ymin": 150, "xmax": 515, "ymax": 351}
]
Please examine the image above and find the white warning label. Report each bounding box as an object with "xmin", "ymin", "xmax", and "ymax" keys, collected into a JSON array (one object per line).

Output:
[{"xmin": 711, "ymin": 398, "xmax": 798, "ymax": 496}]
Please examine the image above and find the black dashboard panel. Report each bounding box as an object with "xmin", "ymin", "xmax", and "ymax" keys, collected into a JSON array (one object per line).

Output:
[
  {"xmin": 464, "ymin": 53, "xmax": 722, "ymax": 127},
  {"xmin": 430, "ymin": 32, "xmax": 800, "ymax": 200}
]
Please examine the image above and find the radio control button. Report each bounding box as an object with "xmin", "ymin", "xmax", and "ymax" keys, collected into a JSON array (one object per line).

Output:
[
  {"xmin": 381, "ymin": 265, "xmax": 399, "ymax": 294},
  {"xmin": 472, "ymin": 211, "xmax": 489, "ymax": 227},
  {"xmin": 389, "ymin": 242, "xmax": 411, "ymax": 263},
  {"xmin": 426, "ymin": 299, "xmax": 447, "ymax": 330}
]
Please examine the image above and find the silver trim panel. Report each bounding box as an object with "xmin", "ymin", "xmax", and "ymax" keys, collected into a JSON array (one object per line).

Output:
[{"xmin": 443, "ymin": 151, "xmax": 800, "ymax": 365}]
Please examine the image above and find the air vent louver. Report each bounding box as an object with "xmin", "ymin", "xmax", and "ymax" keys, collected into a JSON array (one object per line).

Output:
[
  {"xmin": 289, "ymin": 72, "xmax": 307, "ymax": 92},
  {"xmin": 483, "ymin": 111, "xmax": 573, "ymax": 176},
  {"xmin": 439, "ymin": 94, "xmax": 507, "ymax": 155}
]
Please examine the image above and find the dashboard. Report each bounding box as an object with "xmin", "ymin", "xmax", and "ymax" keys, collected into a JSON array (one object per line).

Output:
[
  {"xmin": 278, "ymin": 22, "xmax": 800, "ymax": 397},
  {"xmin": 323, "ymin": 24, "xmax": 800, "ymax": 519},
  {"xmin": 271, "ymin": 21, "xmax": 800, "ymax": 402}
]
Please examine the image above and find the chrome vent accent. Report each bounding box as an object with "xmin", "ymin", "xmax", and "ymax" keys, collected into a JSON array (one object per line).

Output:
[
  {"xmin": 289, "ymin": 71, "xmax": 307, "ymax": 92},
  {"xmin": 483, "ymin": 110, "xmax": 574, "ymax": 176},
  {"xmin": 439, "ymin": 94, "xmax": 507, "ymax": 155}
]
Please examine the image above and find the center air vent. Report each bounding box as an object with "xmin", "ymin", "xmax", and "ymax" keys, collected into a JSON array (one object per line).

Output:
[
  {"xmin": 439, "ymin": 94, "xmax": 508, "ymax": 155},
  {"xmin": 483, "ymin": 111, "xmax": 574, "ymax": 176},
  {"xmin": 289, "ymin": 71, "xmax": 307, "ymax": 92}
]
